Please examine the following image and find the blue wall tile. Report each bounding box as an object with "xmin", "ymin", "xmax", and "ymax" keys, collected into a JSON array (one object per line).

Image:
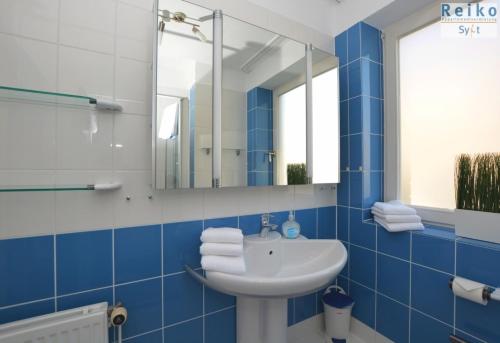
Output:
[
  {"xmin": 340, "ymin": 136, "xmax": 349, "ymax": 171},
  {"xmin": 360, "ymin": 23, "xmax": 381, "ymax": 63},
  {"xmin": 205, "ymin": 287, "xmax": 235, "ymax": 313},
  {"xmin": 294, "ymin": 293, "xmax": 316, "ymax": 323},
  {"xmin": 115, "ymin": 225, "xmax": 161, "ymax": 283},
  {"xmin": 164, "ymin": 220, "xmax": 203, "ymax": 274},
  {"xmin": 411, "ymin": 310, "xmax": 452, "ymax": 343},
  {"xmin": 56, "ymin": 230, "xmax": 112, "ymax": 295},
  {"xmin": 361, "ymin": 59, "xmax": 381, "ymax": 98},
  {"xmin": 349, "ymin": 97, "xmax": 362, "ymax": 134},
  {"xmin": 349, "ymin": 134, "xmax": 362, "ymax": 171},
  {"xmin": 377, "ymin": 229, "xmax": 410, "ymax": 260},
  {"xmin": 349, "ymin": 281, "xmax": 375, "ymax": 328},
  {"xmin": 58, "ymin": 287, "xmax": 113, "ymax": 311},
  {"xmin": 164, "ymin": 273, "xmax": 203, "ymax": 325},
  {"xmin": 205, "ymin": 307, "xmax": 236, "ymax": 343},
  {"xmin": 115, "ymin": 278, "xmax": 162, "ymax": 339},
  {"xmin": 338, "ymin": 172, "xmax": 349, "ymax": 206},
  {"xmin": 412, "ymin": 233, "xmax": 454, "ymax": 274},
  {"xmin": 350, "ymin": 245, "xmax": 375, "ymax": 289},
  {"xmin": 0, "ymin": 236, "xmax": 54, "ymax": 307},
  {"xmin": 0, "ymin": 299, "xmax": 54, "ymax": 325},
  {"xmin": 288, "ymin": 299, "xmax": 295, "ymax": 326},
  {"xmin": 126, "ymin": 330, "xmax": 163, "ymax": 343},
  {"xmin": 456, "ymin": 296, "xmax": 500, "ymax": 342},
  {"xmin": 335, "ymin": 30, "xmax": 348, "ymax": 66},
  {"xmin": 348, "ymin": 60, "xmax": 361, "ymax": 98},
  {"xmin": 457, "ymin": 241, "xmax": 500, "ymax": 287},
  {"xmin": 340, "ymin": 100, "xmax": 349, "ymax": 136},
  {"xmin": 349, "ymin": 208, "xmax": 375, "ymax": 249},
  {"xmin": 239, "ymin": 214, "xmax": 262, "ymax": 236},
  {"xmin": 337, "ymin": 206, "xmax": 349, "ymax": 241},
  {"xmin": 369, "ymin": 134, "xmax": 383, "ymax": 171},
  {"xmin": 318, "ymin": 206, "xmax": 336, "ymax": 239},
  {"xmin": 362, "ymin": 171, "xmax": 382, "ymax": 208},
  {"xmin": 339, "ymin": 66, "xmax": 348, "ymax": 101},
  {"xmin": 376, "ymin": 295, "xmax": 409, "ymax": 343},
  {"xmin": 205, "ymin": 216, "xmax": 238, "ymax": 229},
  {"xmin": 366, "ymin": 97, "xmax": 382, "ymax": 135},
  {"xmin": 349, "ymin": 172, "xmax": 362, "ymax": 208},
  {"xmin": 411, "ymin": 265, "xmax": 454, "ymax": 325},
  {"xmin": 164, "ymin": 318, "xmax": 203, "ymax": 343},
  {"xmin": 377, "ymin": 254, "xmax": 409, "ymax": 304},
  {"xmin": 295, "ymin": 208, "xmax": 317, "ymax": 239},
  {"xmin": 347, "ymin": 23, "xmax": 360, "ymax": 63}
]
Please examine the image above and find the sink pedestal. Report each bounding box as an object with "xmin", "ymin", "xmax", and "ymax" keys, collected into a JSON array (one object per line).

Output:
[{"xmin": 236, "ymin": 297, "xmax": 287, "ymax": 343}]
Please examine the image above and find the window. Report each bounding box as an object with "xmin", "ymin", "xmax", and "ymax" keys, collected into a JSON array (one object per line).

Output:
[
  {"xmin": 398, "ymin": 21, "xmax": 500, "ymax": 210},
  {"xmin": 278, "ymin": 68, "xmax": 339, "ymax": 184}
]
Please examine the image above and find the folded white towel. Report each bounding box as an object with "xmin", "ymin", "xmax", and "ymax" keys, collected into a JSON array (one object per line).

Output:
[
  {"xmin": 201, "ymin": 255, "xmax": 246, "ymax": 275},
  {"xmin": 374, "ymin": 217, "xmax": 424, "ymax": 232},
  {"xmin": 372, "ymin": 210, "xmax": 421, "ymax": 223},
  {"xmin": 372, "ymin": 201, "xmax": 417, "ymax": 215},
  {"xmin": 201, "ymin": 228, "xmax": 243, "ymax": 244},
  {"xmin": 200, "ymin": 242, "xmax": 243, "ymax": 257}
]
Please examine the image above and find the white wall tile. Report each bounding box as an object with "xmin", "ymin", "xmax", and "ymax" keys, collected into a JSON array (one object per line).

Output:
[
  {"xmin": 0, "ymin": 192, "xmax": 55, "ymax": 239},
  {"xmin": 54, "ymin": 171, "xmax": 115, "ymax": 233},
  {"xmin": 113, "ymin": 170, "xmax": 163, "ymax": 227},
  {"xmin": 116, "ymin": 2, "xmax": 153, "ymax": 62},
  {"xmin": 58, "ymin": 46, "xmax": 114, "ymax": 98},
  {"xmin": 313, "ymin": 184, "xmax": 337, "ymax": 207},
  {"xmin": 163, "ymin": 188, "xmax": 204, "ymax": 223},
  {"xmin": 113, "ymin": 114, "xmax": 152, "ymax": 170},
  {"xmin": 119, "ymin": 0, "xmax": 154, "ymax": 12},
  {"xmin": 203, "ymin": 187, "xmax": 242, "ymax": 219},
  {"xmin": 59, "ymin": 0, "xmax": 116, "ymax": 54},
  {"xmin": 0, "ymin": 0, "xmax": 58, "ymax": 43},
  {"xmin": 0, "ymin": 33, "xmax": 57, "ymax": 91},
  {"xmin": 267, "ymin": 185, "xmax": 294, "ymax": 212},
  {"xmin": 0, "ymin": 102, "xmax": 56, "ymax": 170},
  {"xmin": 235, "ymin": 187, "xmax": 269, "ymax": 215},
  {"xmin": 115, "ymin": 57, "xmax": 152, "ymax": 114},
  {"xmin": 56, "ymin": 108, "xmax": 113, "ymax": 170}
]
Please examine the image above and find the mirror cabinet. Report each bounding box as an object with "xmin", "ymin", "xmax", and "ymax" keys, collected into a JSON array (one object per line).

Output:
[{"xmin": 153, "ymin": 0, "xmax": 339, "ymax": 189}]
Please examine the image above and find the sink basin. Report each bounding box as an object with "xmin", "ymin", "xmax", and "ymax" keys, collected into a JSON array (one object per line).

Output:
[
  {"xmin": 206, "ymin": 233, "xmax": 347, "ymax": 298},
  {"xmin": 187, "ymin": 234, "xmax": 347, "ymax": 343}
]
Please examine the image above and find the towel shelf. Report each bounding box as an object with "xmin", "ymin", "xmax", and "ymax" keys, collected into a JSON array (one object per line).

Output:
[
  {"xmin": 0, "ymin": 85, "xmax": 122, "ymax": 111},
  {"xmin": 0, "ymin": 183, "xmax": 122, "ymax": 193}
]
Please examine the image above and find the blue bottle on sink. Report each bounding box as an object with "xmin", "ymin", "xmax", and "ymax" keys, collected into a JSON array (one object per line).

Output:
[{"xmin": 282, "ymin": 210, "xmax": 300, "ymax": 239}]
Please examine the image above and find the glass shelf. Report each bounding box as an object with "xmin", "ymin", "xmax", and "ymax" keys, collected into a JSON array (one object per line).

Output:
[
  {"xmin": 0, "ymin": 185, "xmax": 95, "ymax": 192},
  {"xmin": 0, "ymin": 86, "xmax": 97, "ymax": 108}
]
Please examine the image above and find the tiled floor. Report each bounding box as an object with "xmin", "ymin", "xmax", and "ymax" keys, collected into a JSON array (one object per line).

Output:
[{"xmin": 288, "ymin": 315, "xmax": 368, "ymax": 343}]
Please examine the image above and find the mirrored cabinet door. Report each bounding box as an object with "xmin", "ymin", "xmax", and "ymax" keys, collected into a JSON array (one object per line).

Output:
[
  {"xmin": 221, "ymin": 15, "xmax": 307, "ymax": 187},
  {"xmin": 311, "ymin": 48, "xmax": 340, "ymax": 184},
  {"xmin": 154, "ymin": 0, "xmax": 213, "ymax": 189}
]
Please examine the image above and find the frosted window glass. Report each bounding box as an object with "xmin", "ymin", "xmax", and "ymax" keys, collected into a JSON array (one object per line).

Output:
[
  {"xmin": 399, "ymin": 22, "xmax": 500, "ymax": 209},
  {"xmin": 279, "ymin": 84, "xmax": 306, "ymax": 167},
  {"xmin": 313, "ymin": 68, "xmax": 339, "ymax": 184}
]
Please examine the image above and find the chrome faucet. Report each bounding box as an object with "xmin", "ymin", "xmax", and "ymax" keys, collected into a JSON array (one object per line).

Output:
[{"xmin": 260, "ymin": 213, "xmax": 279, "ymax": 238}]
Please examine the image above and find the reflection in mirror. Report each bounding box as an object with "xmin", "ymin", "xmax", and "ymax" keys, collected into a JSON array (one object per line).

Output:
[
  {"xmin": 221, "ymin": 15, "xmax": 307, "ymax": 187},
  {"xmin": 311, "ymin": 49, "xmax": 340, "ymax": 184},
  {"xmin": 154, "ymin": 0, "xmax": 213, "ymax": 189}
]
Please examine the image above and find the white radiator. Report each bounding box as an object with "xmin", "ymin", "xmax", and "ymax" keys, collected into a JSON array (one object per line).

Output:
[{"xmin": 0, "ymin": 302, "xmax": 109, "ymax": 343}]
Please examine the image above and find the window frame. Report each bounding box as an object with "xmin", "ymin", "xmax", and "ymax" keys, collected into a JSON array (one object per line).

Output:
[{"xmin": 384, "ymin": 0, "xmax": 456, "ymax": 227}]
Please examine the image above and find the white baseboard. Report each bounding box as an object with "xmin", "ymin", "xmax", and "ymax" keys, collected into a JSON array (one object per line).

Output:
[{"xmin": 287, "ymin": 314, "xmax": 392, "ymax": 343}]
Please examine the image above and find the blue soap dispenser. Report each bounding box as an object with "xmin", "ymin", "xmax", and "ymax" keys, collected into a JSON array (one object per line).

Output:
[{"xmin": 282, "ymin": 210, "xmax": 300, "ymax": 239}]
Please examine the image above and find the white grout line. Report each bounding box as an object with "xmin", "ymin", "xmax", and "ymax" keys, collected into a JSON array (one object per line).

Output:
[
  {"xmin": 0, "ymin": 297, "xmax": 56, "ymax": 311},
  {"xmin": 408, "ymin": 231, "xmax": 413, "ymax": 342}
]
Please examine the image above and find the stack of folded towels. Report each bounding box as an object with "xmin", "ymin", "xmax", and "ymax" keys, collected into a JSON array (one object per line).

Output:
[
  {"xmin": 372, "ymin": 200, "xmax": 424, "ymax": 232},
  {"xmin": 200, "ymin": 227, "xmax": 246, "ymax": 275}
]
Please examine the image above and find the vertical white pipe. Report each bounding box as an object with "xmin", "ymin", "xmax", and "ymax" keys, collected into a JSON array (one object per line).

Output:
[
  {"xmin": 212, "ymin": 10, "xmax": 223, "ymax": 188},
  {"xmin": 305, "ymin": 44, "xmax": 313, "ymax": 184}
]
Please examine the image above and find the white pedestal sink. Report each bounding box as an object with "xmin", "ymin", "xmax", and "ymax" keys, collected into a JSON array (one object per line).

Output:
[{"xmin": 187, "ymin": 232, "xmax": 347, "ymax": 343}]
